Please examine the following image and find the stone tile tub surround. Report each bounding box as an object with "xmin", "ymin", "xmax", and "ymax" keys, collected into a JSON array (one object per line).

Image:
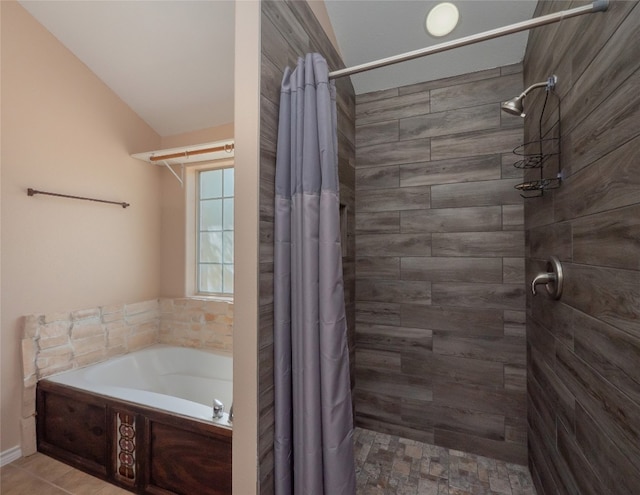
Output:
[
  {"xmin": 159, "ymin": 297, "xmax": 233, "ymax": 351},
  {"xmin": 20, "ymin": 297, "xmax": 233, "ymax": 456}
]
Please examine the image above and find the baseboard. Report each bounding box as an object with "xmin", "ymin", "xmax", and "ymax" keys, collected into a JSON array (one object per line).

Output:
[{"xmin": 0, "ymin": 445, "xmax": 22, "ymax": 467}]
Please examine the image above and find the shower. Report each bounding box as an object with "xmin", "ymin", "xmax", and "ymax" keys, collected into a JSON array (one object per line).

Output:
[{"xmin": 501, "ymin": 74, "xmax": 557, "ymax": 117}]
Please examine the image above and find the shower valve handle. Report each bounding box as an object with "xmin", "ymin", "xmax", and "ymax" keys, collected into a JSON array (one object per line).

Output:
[
  {"xmin": 531, "ymin": 257, "xmax": 563, "ymax": 300},
  {"xmin": 531, "ymin": 273, "xmax": 556, "ymax": 294}
]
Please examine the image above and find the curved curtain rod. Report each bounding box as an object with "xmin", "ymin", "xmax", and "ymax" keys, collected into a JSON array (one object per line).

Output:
[{"xmin": 328, "ymin": 0, "xmax": 609, "ymax": 80}]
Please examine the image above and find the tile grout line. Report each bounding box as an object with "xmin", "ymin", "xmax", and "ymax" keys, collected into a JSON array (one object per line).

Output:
[
  {"xmin": 6, "ymin": 462, "xmax": 78, "ymax": 495},
  {"xmin": 353, "ymin": 427, "xmax": 536, "ymax": 495}
]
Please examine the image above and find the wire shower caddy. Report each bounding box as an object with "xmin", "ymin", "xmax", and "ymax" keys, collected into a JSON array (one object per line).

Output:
[{"xmin": 512, "ymin": 76, "xmax": 562, "ymax": 198}]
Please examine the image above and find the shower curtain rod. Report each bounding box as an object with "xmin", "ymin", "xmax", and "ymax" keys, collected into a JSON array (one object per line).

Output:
[
  {"xmin": 149, "ymin": 143, "xmax": 234, "ymax": 162},
  {"xmin": 328, "ymin": 0, "xmax": 609, "ymax": 80}
]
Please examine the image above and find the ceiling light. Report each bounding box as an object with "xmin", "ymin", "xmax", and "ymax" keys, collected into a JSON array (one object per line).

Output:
[{"xmin": 426, "ymin": 2, "xmax": 459, "ymax": 37}]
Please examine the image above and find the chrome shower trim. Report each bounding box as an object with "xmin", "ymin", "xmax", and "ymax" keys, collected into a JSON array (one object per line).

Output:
[{"xmin": 501, "ymin": 75, "xmax": 557, "ymax": 118}]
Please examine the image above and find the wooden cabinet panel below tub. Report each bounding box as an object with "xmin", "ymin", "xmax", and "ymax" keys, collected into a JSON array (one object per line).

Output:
[
  {"xmin": 145, "ymin": 421, "xmax": 232, "ymax": 495},
  {"xmin": 36, "ymin": 380, "xmax": 232, "ymax": 495},
  {"xmin": 37, "ymin": 383, "xmax": 109, "ymax": 477}
]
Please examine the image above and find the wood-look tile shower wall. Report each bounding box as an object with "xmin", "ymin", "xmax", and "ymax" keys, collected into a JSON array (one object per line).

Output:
[
  {"xmin": 354, "ymin": 67, "xmax": 528, "ymax": 463},
  {"xmin": 523, "ymin": 1, "xmax": 640, "ymax": 494},
  {"xmin": 259, "ymin": 2, "xmax": 356, "ymax": 493}
]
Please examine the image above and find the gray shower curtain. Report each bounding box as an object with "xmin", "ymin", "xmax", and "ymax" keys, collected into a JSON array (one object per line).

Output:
[{"xmin": 273, "ymin": 53, "xmax": 356, "ymax": 495}]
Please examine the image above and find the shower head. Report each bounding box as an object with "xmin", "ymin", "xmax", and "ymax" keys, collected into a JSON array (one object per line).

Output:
[
  {"xmin": 501, "ymin": 96, "xmax": 525, "ymax": 117},
  {"xmin": 501, "ymin": 75, "xmax": 557, "ymax": 118}
]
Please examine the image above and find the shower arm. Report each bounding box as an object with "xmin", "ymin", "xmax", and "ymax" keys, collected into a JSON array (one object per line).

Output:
[
  {"xmin": 518, "ymin": 81, "xmax": 550, "ymax": 100},
  {"xmin": 518, "ymin": 75, "xmax": 558, "ymax": 100},
  {"xmin": 328, "ymin": 0, "xmax": 609, "ymax": 80}
]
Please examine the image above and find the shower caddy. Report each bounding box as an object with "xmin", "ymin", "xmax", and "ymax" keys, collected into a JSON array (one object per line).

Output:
[{"xmin": 512, "ymin": 75, "xmax": 562, "ymax": 198}]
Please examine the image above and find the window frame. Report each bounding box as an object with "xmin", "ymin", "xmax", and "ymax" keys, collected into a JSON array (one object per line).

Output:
[{"xmin": 185, "ymin": 159, "xmax": 235, "ymax": 300}]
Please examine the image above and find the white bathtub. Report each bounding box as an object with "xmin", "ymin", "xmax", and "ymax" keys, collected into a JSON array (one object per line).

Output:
[{"xmin": 46, "ymin": 344, "xmax": 233, "ymax": 427}]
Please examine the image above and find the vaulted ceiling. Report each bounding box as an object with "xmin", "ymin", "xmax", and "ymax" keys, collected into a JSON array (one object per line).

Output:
[
  {"xmin": 324, "ymin": 0, "xmax": 536, "ymax": 94},
  {"xmin": 19, "ymin": 0, "xmax": 235, "ymax": 137},
  {"xmin": 19, "ymin": 1, "xmax": 537, "ymax": 137}
]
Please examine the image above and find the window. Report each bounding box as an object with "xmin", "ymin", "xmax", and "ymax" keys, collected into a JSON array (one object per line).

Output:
[{"xmin": 197, "ymin": 167, "xmax": 234, "ymax": 295}]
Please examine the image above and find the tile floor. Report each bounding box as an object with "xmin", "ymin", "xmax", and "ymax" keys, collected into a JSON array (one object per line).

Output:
[
  {"xmin": 0, "ymin": 452, "xmax": 128, "ymax": 495},
  {"xmin": 1, "ymin": 428, "xmax": 535, "ymax": 495},
  {"xmin": 354, "ymin": 428, "xmax": 536, "ymax": 495}
]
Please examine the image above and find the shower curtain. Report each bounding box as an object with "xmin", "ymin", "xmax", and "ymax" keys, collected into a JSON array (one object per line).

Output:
[{"xmin": 273, "ymin": 53, "xmax": 356, "ymax": 495}]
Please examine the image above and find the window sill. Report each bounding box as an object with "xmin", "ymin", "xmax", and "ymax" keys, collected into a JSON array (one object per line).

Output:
[{"xmin": 188, "ymin": 295, "xmax": 234, "ymax": 304}]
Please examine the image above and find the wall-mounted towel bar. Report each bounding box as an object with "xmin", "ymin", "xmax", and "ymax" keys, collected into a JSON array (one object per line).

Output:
[{"xmin": 27, "ymin": 188, "xmax": 130, "ymax": 208}]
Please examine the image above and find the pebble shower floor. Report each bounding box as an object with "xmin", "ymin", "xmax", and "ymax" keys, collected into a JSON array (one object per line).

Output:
[{"xmin": 353, "ymin": 427, "xmax": 536, "ymax": 495}]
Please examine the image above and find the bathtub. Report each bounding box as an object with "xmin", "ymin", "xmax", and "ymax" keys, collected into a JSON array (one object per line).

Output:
[
  {"xmin": 37, "ymin": 344, "xmax": 233, "ymax": 495},
  {"xmin": 45, "ymin": 344, "xmax": 233, "ymax": 425}
]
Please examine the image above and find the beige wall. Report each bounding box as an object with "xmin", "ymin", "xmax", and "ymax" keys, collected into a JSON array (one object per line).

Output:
[
  {"xmin": 158, "ymin": 124, "xmax": 234, "ymax": 298},
  {"xmin": 232, "ymin": 1, "xmax": 260, "ymax": 493},
  {"xmin": 0, "ymin": 1, "xmax": 162, "ymax": 453},
  {"xmin": 0, "ymin": 0, "xmax": 4, "ymax": 457},
  {"xmin": 160, "ymin": 123, "xmax": 234, "ymax": 150}
]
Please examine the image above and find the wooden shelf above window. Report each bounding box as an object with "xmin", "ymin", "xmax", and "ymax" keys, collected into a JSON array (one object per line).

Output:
[{"xmin": 131, "ymin": 140, "xmax": 234, "ymax": 166}]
